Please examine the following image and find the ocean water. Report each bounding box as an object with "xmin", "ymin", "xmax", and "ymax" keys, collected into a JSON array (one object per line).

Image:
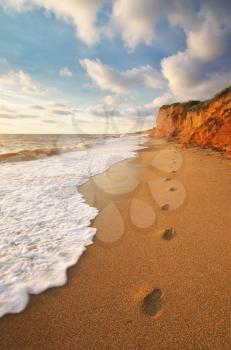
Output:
[
  {"xmin": 0, "ymin": 134, "xmax": 106, "ymax": 162},
  {"xmin": 0, "ymin": 134, "xmax": 145, "ymax": 317}
]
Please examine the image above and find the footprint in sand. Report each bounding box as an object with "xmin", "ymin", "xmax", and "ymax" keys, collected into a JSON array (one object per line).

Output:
[
  {"xmin": 165, "ymin": 177, "xmax": 172, "ymax": 181},
  {"xmin": 141, "ymin": 288, "xmax": 163, "ymax": 316},
  {"xmin": 169, "ymin": 187, "xmax": 177, "ymax": 192},
  {"xmin": 149, "ymin": 178, "xmax": 186, "ymax": 211},
  {"xmin": 161, "ymin": 228, "xmax": 176, "ymax": 241},
  {"xmin": 161, "ymin": 203, "xmax": 170, "ymax": 211},
  {"xmin": 151, "ymin": 148, "xmax": 183, "ymax": 173},
  {"xmin": 94, "ymin": 145, "xmax": 186, "ymax": 243}
]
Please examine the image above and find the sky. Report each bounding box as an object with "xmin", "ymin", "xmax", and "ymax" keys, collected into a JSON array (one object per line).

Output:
[{"xmin": 0, "ymin": 0, "xmax": 230, "ymax": 134}]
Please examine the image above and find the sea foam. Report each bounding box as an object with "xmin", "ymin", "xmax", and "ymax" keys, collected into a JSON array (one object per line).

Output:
[{"xmin": 0, "ymin": 135, "xmax": 144, "ymax": 317}]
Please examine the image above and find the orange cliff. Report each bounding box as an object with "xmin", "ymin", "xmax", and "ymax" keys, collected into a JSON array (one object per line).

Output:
[{"xmin": 152, "ymin": 86, "xmax": 231, "ymax": 157}]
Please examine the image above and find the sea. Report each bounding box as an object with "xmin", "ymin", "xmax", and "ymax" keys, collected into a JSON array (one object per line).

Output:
[{"xmin": 0, "ymin": 133, "xmax": 145, "ymax": 317}]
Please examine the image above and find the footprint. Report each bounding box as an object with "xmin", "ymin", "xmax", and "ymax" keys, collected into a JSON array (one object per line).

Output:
[
  {"xmin": 161, "ymin": 203, "xmax": 170, "ymax": 211},
  {"xmin": 141, "ymin": 288, "xmax": 163, "ymax": 316},
  {"xmin": 162, "ymin": 228, "xmax": 176, "ymax": 241},
  {"xmin": 169, "ymin": 187, "xmax": 177, "ymax": 192},
  {"xmin": 151, "ymin": 148, "xmax": 183, "ymax": 173},
  {"xmin": 164, "ymin": 177, "xmax": 172, "ymax": 181},
  {"xmin": 149, "ymin": 178, "xmax": 186, "ymax": 211}
]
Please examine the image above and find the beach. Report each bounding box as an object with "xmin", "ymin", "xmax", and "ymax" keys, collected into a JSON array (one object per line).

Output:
[{"xmin": 0, "ymin": 137, "xmax": 231, "ymax": 350}]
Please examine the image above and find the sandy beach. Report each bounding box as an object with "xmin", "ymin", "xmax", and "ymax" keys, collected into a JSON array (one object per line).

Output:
[{"xmin": 0, "ymin": 137, "xmax": 231, "ymax": 350}]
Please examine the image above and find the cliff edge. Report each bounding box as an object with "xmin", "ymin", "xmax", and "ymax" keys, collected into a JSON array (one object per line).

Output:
[{"xmin": 153, "ymin": 86, "xmax": 231, "ymax": 157}]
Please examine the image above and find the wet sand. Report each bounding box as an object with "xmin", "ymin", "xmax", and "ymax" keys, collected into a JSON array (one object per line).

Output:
[{"xmin": 1, "ymin": 138, "xmax": 231, "ymax": 349}]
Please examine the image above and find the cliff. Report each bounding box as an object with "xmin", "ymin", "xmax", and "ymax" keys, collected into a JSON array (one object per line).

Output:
[{"xmin": 153, "ymin": 86, "xmax": 231, "ymax": 157}]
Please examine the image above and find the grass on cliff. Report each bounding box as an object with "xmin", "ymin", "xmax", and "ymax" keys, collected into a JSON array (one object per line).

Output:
[
  {"xmin": 161, "ymin": 100, "xmax": 202, "ymax": 110},
  {"xmin": 189, "ymin": 100, "xmax": 210, "ymax": 111},
  {"xmin": 160, "ymin": 85, "xmax": 231, "ymax": 112},
  {"xmin": 190, "ymin": 85, "xmax": 231, "ymax": 111},
  {"xmin": 213, "ymin": 85, "xmax": 231, "ymax": 99}
]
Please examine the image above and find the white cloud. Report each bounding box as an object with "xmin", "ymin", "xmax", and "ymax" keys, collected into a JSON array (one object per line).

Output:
[
  {"xmin": 50, "ymin": 103, "xmax": 75, "ymax": 116},
  {"xmin": 112, "ymin": 0, "xmax": 156, "ymax": 50},
  {"xmin": 0, "ymin": 104, "xmax": 16, "ymax": 115},
  {"xmin": 1, "ymin": 0, "xmax": 231, "ymax": 109},
  {"xmin": 111, "ymin": 0, "xmax": 196, "ymax": 50},
  {"xmin": 162, "ymin": 51, "xmax": 231, "ymax": 100},
  {"xmin": 85, "ymin": 103, "xmax": 121, "ymax": 118},
  {"xmin": 160, "ymin": 0, "xmax": 231, "ymax": 100},
  {"xmin": 111, "ymin": 0, "xmax": 231, "ymax": 99},
  {"xmin": 84, "ymin": 97, "xmax": 160, "ymax": 120},
  {"xmin": 0, "ymin": 70, "xmax": 43, "ymax": 94},
  {"xmin": 103, "ymin": 94, "xmax": 127, "ymax": 106},
  {"xmin": 119, "ymin": 93, "xmax": 176, "ymax": 119},
  {"xmin": 145, "ymin": 93, "xmax": 175, "ymax": 109},
  {"xmin": 59, "ymin": 67, "xmax": 73, "ymax": 78},
  {"xmin": 80, "ymin": 58, "xmax": 166, "ymax": 94},
  {"xmin": 187, "ymin": 20, "xmax": 227, "ymax": 62},
  {"xmin": 0, "ymin": 0, "xmax": 103, "ymax": 45},
  {"xmin": 111, "ymin": 0, "xmax": 230, "ymax": 59}
]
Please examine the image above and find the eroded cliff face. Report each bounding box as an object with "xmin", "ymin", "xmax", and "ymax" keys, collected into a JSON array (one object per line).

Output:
[{"xmin": 153, "ymin": 87, "xmax": 231, "ymax": 156}]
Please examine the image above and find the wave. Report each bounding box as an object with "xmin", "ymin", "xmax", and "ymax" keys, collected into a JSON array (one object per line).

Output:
[
  {"xmin": 0, "ymin": 142, "xmax": 90, "ymax": 163},
  {"xmin": 0, "ymin": 148, "xmax": 60, "ymax": 162},
  {"xmin": 0, "ymin": 135, "xmax": 145, "ymax": 317}
]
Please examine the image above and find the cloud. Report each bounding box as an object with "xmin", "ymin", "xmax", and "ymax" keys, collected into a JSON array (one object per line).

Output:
[
  {"xmin": 49, "ymin": 103, "xmax": 76, "ymax": 116},
  {"xmin": 187, "ymin": 19, "xmax": 227, "ymax": 62},
  {"xmin": 121, "ymin": 93, "xmax": 176, "ymax": 118},
  {"xmin": 112, "ymin": 0, "xmax": 156, "ymax": 50},
  {"xmin": 0, "ymin": 0, "xmax": 103, "ymax": 45},
  {"xmin": 0, "ymin": 112, "xmax": 37, "ymax": 119},
  {"xmin": 0, "ymin": 104, "xmax": 17, "ymax": 119},
  {"xmin": 111, "ymin": 0, "xmax": 196, "ymax": 50},
  {"xmin": 159, "ymin": 0, "xmax": 231, "ymax": 100},
  {"xmin": 0, "ymin": 70, "xmax": 43, "ymax": 94},
  {"xmin": 0, "ymin": 113, "xmax": 17, "ymax": 119},
  {"xmin": 51, "ymin": 103, "xmax": 69, "ymax": 108},
  {"xmin": 31, "ymin": 104, "xmax": 46, "ymax": 110},
  {"xmin": 110, "ymin": 0, "xmax": 231, "ymax": 100},
  {"xmin": 0, "ymin": 104, "xmax": 15, "ymax": 114},
  {"xmin": 1, "ymin": 0, "xmax": 231, "ymax": 116},
  {"xmin": 43, "ymin": 119, "xmax": 58, "ymax": 124},
  {"xmin": 145, "ymin": 93, "xmax": 176, "ymax": 109},
  {"xmin": 162, "ymin": 51, "xmax": 231, "ymax": 100},
  {"xmin": 1, "ymin": 1, "xmax": 230, "ymax": 55},
  {"xmin": 83, "ymin": 96, "xmax": 161, "ymax": 120},
  {"xmin": 103, "ymin": 94, "xmax": 127, "ymax": 106},
  {"xmin": 85, "ymin": 104, "xmax": 121, "ymax": 118},
  {"xmin": 80, "ymin": 58, "xmax": 166, "ymax": 94},
  {"xmin": 59, "ymin": 67, "xmax": 73, "ymax": 78},
  {"xmin": 81, "ymin": 1, "xmax": 230, "ymax": 100},
  {"xmin": 52, "ymin": 109, "xmax": 73, "ymax": 116}
]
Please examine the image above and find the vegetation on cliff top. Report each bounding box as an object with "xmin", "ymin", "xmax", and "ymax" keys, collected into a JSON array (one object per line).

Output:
[
  {"xmin": 160, "ymin": 85, "xmax": 231, "ymax": 111},
  {"xmin": 213, "ymin": 85, "xmax": 231, "ymax": 99}
]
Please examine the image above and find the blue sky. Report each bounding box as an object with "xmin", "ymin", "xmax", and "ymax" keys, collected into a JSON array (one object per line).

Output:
[{"xmin": 0, "ymin": 0, "xmax": 230, "ymax": 133}]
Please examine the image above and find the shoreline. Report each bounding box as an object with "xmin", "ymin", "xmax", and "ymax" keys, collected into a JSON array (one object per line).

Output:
[
  {"xmin": 1, "ymin": 137, "xmax": 231, "ymax": 349},
  {"xmin": 0, "ymin": 134, "xmax": 143, "ymax": 318}
]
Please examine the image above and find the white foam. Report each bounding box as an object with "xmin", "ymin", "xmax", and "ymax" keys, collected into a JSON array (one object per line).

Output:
[{"xmin": 0, "ymin": 135, "xmax": 145, "ymax": 317}]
